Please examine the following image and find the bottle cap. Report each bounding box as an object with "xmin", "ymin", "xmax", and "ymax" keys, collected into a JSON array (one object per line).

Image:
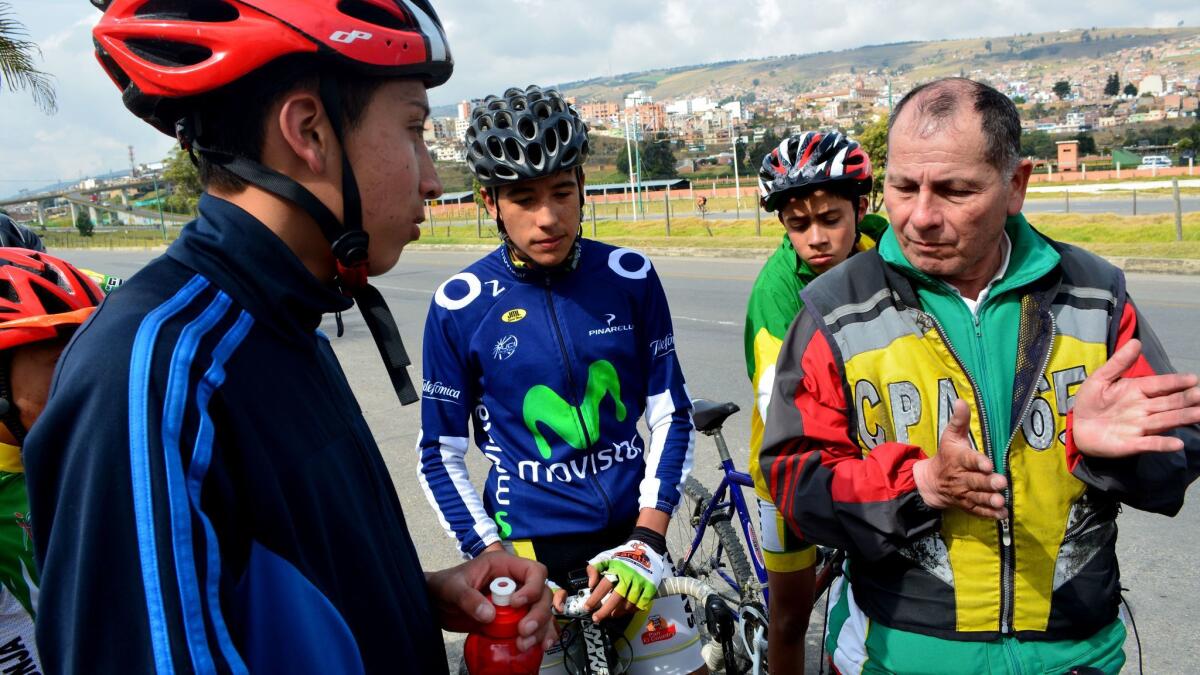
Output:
[{"xmin": 489, "ymin": 577, "xmax": 516, "ymax": 607}]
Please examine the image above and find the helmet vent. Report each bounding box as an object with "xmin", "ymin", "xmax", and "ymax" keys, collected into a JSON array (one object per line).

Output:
[
  {"xmin": 336, "ymin": 0, "xmax": 411, "ymax": 30},
  {"xmin": 517, "ymin": 117, "xmax": 536, "ymax": 141},
  {"xmin": 493, "ymin": 111, "xmax": 512, "ymax": 130},
  {"xmin": 532, "ymin": 101, "xmax": 552, "ymax": 119},
  {"xmin": 0, "ymin": 281, "xmax": 17, "ymax": 304},
  {"xmin": 543, "ymin": 127, "xmax": 559, "ymax": 155},
  {"xmin": 556, "ymin": 119, "xmax": 572, "ymax": 145},
  {"xmin": 486, "ymin": 136, "xmax": 504, "ymax": 160},
  {"xmin": 31, "ymin": 285, "xmax": 71, "ymax": 316},
  {"xmin": 503, "ymin": 138, "xmax": 523, "ymax": 164},
  {"xmin": 135, "ymin": 0, "xmax": 238, "ymax": 22},
  {"xmin": 469, "ymin": 140, "xmax": 485, "ymax": 159},
  {"xmin": 526, "ymin": 142, "xmax": 543, "ymax": 168},
  {"xmin": 126, "ymin": 39, "xmax": 212, "ymax": 67}
]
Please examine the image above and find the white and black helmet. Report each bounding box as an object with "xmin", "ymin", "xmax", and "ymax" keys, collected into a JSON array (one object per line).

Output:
[{"xmin": 464, "ymin": 85, "xmax": 590, "ymax": 187}]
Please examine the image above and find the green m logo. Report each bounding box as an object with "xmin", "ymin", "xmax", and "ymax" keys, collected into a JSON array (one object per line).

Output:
[{"xmin": 523, "ymin": 360, "xmax": 626, "ymax": 459}]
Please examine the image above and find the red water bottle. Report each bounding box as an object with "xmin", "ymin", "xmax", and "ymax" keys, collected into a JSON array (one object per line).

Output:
[{"xmin": 463, "ymin": 577, "xmax": 544, "ymax": 674}]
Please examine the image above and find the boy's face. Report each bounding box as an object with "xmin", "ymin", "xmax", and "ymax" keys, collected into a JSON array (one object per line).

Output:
[
  {"xmin": 483, "ymin": 169, "xmax": 582, "ymax": 268},
  {"xmin": 778, "ymin": 189, "xmax": 865, "ymax": 274},
  {"xmin": 0, "ymin": 339, "xmax": 66, "ymax": 446},
  {"xmin": 345, "ymin": 80, "xmax": 443, "ymax": 275}
]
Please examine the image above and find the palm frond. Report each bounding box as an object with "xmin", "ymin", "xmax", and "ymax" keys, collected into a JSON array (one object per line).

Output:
[{"xmin": 0, "ymin": 2, "xmax": 58, "ymax": 115}]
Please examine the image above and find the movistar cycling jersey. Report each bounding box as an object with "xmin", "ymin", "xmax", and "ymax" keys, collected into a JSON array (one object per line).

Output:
[{"xmin": 418, "ymin": 239, "xmax": 695, "ymax": 558}]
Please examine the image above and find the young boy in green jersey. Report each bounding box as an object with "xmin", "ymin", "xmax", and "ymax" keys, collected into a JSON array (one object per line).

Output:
[{"xmin": 744, "ymin": 131, "xmax": 885, "ymax": 672}]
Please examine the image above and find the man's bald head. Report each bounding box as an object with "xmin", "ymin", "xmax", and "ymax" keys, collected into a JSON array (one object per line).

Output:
[{"xmin": 888, "ymin": 78, "xmax": 1022, "ymax": 176}]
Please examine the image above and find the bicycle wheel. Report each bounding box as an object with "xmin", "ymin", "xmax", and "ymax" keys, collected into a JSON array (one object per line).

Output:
[{"xmin": 667, "ymin": 476, "xmax": 754, "ymax": 603}]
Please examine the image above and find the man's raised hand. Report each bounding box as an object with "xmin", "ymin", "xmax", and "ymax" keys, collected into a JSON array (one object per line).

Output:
[{"xmin": 1072, "ymin": 339, "xmax": 1200, "ymax": 458}]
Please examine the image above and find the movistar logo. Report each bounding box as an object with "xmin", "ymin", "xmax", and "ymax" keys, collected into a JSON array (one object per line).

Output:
[{"xmin": 523, "ymin": 360, "xmax": 626, "ymax": 459}]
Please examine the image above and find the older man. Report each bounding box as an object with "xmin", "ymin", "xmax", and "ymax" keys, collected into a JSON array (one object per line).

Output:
[{"xmin": 760, "ymin": 77, "xmax": 1200, "ymax": 673}]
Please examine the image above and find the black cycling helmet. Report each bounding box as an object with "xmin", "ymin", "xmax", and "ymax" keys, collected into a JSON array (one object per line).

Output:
[
  {"xmin": 465, "ymin": 85, "xmax": 590, "ymax": 187},
  {"xmin": 0, "ymin": 215, "xmax": 45, "ymax": 252},
  {"xmin": 758, "ymin": 131, "xmax": 872, "ymax": 213}
]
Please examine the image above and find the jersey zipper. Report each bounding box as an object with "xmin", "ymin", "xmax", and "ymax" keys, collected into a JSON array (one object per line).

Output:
[
  {"xmin": 543, "ymin": 278, "xmax": 613, "ymax": 520},
  {"xmin": 995, "ymin": 311, "xmax": 1057, "ymax": 636},
  {"xmin": 917, "ymin": 310, "xmax": 1005, "ymax": 630}
]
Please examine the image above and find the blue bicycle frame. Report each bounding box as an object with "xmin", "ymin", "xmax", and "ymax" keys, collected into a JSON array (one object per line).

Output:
[{"xmin": 678, "ymin": 425, "xmax": 771, "ymax": 606}]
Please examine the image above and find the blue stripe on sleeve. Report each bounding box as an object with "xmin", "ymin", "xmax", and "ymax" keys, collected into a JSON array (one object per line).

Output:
[
  {"xmin": 160, "ymin": 291, "xmax": 234, "ymax": 673},
  {"xmin": 189, "ymin": 310, "xmax": 255, "ymax": 674},
  {"xmin": 128, "ymin": 275, "xmax": 210, "ymax": 674}
]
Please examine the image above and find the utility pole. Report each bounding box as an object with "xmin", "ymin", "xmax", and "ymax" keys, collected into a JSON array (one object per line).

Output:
[
  {"xmin": 730, "ymin": 117, "xmax": 742, "ymax": 215},
  {"xmin": 624, "ymin": 112, "xmax": 637, "ymax": 220},
  {"xmin": 152, "ymin": 173, "xmax": 166, "ymax": 240},
  {"xmin": 128, "ymin": 145, "xmax": 138, "ymax": 178}
]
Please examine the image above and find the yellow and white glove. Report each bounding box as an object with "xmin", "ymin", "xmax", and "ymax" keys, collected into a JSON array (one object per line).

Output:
[{"xmin": 587, "ymin": 539, "xmax": 666, "ymax": 611}]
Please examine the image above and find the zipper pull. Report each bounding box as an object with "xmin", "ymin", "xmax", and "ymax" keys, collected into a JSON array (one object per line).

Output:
[{"xmin": 1000, "ymin": 517, "xmax": 1012, "ymax": 547}]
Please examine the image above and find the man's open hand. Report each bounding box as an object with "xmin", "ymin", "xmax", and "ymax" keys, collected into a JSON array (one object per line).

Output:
[
  {"xmin": 1071, "ymin": 339, "xmax": 1200, "ymax": 458},
  {"xmin": 913, "ymin": 399, "xmax": 1008, "ymax": 519}
]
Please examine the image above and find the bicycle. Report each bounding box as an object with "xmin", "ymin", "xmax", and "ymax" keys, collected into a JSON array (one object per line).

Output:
[
  {"xmin": 667, "ymin": 398, "xmax": 844, "ymax": 674},
  {"xmin": 551, "ymin": 571, "xmax": 740, "ymax": 675}
]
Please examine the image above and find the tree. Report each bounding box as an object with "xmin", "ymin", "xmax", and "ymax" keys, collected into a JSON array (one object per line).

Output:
[
  {"xmin": 1053, "ymin": 80, "xmax": 1071, "ymax": 100},
  {"xmin": 751, "ymin": 78, "xmax": 760, "ymax": 87},
  {"xmin": 1072, "ymin": 133, "xmax": 1097, "ymax": 156},
  {"xmin": 0, "ymin": 3, "xmax": 57, "ymax": 113},
  {"xmin": 75, "ymin": 210, "xmax": 94, "ymax": 237},
  {"xmin": 1012, "ymin": 95, "xmax": 1027, "ymax": 104},
  {"xmin": 741, "ymin": 129, "xmax": 781, "ymax": 173},
  {"xmin": 1020, "ymin": 131, "xmax": 1057, "ymax": 159},
  {"xmin": 1123, "ymin": 83, "xmax": 1138, "ymax": 97},
  {"xmin": 162, "ymin": 147, "xmax": 202, "ymax": 215},
  {"xmin": 857, "ymin": 118, "xmax": 889, "ymax": 213},
  {"xmin": 641, "ymin": 140, "xmax": 677, "ymax": 179},
  {"xmin": 1104, "ymin": 73, "xmax": 1120, "ymax": 97},
  {"xmin": 615, "ymin": 140, "xmax": 678, "ymax": 180},
  {"xmin": 984, "ymin": 40, "xmax": 992, "ymax": 53}
]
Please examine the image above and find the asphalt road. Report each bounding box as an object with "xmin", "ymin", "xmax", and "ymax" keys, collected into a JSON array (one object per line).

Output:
[
  {"xmin": 605, "ymin": 196, "xmax": 1199, "ymax": 221},
  {"xmin": 58, "ymin": 247, "xmax": 1200, "ymax": 673}
]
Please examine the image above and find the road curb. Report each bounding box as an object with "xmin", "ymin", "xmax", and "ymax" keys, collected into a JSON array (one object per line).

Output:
[
  {"xmin": 1102, "ymin": 256, "xmax": 1200, "ymax": 276},
  {"xmin": 411, "ymin": 244, "xmax": 1200, "ymax": 273}
]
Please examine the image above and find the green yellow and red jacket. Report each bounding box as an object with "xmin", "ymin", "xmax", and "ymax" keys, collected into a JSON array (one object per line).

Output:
[
  {"xmin": 760, "ymin": 214, "xmax": 1199, "ymax": 641},
  {"xmin": 745, "ymin": 214, "xmax": 887, "ymax": 502}
]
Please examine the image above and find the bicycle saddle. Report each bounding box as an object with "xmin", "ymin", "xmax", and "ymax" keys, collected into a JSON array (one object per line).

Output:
[{"xmin": 691, "ymin": 399, "xmax": 740, "ymax": 433}]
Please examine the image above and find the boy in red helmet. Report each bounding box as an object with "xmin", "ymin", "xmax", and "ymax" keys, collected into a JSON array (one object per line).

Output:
[
  {"xmin": 24, "ymin": 1, "xmax": 553, "ymax": 673},
  {"xmin": 0, "ymin": 250, "xmax": 105, "ymax": 675}
]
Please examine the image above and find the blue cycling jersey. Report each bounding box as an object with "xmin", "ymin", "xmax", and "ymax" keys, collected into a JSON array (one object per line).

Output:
[{"xmin": 418, "ymin": 239, "xmax": 695, "ymax": 557}]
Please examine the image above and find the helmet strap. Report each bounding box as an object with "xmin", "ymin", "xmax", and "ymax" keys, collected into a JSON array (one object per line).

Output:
[
  {"xmin": 0, "ymin": 352, "xmax": 27, "ymax": 446},
  {"xmin": 174, "ymin": 83, "xmax": 419, "ymax": 407}
]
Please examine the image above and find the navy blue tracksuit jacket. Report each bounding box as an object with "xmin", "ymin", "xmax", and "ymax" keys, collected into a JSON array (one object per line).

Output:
[{"xmin": 25, "ymin": 195, "xmax": 447, "ymax": 673}]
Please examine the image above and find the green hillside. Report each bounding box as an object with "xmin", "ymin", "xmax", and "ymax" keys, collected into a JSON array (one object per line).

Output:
[{"xmin": 560, "ymin": 27, "xmax": 1199, "ymax": 102}]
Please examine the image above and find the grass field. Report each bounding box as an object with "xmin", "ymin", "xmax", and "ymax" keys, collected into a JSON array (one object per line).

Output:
[{"xmin": 41, "ymin": 212, "xmax": 1200, "ymax": 261}]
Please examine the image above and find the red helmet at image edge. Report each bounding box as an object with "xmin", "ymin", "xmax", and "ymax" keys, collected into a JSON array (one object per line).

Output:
[
  {"xmin": 91, "ymin": 0, "xmax": 454, "ymax": 135},
  {"xmin": 0, "ymin": 249, "xmax": 104, "ymax": 352}
]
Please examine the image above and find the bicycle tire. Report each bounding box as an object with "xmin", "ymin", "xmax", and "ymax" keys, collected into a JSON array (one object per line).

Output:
[{"xmin": 667, "ymin": 476, "xmax": 755, "ymax": 603}]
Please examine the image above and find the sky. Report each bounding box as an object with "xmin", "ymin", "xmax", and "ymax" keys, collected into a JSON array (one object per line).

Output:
[{"xmin": 3, "ymin": 0, "xmax": 1200, "ymax": 197}]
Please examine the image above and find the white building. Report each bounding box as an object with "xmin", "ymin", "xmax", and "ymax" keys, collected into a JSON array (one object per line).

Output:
[{"xmin": 1139, "ymin": 74, "xmax": 1165, "ymax": 97}]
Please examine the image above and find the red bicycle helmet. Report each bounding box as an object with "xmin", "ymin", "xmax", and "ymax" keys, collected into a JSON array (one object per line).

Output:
[
  {"xmin": 758, "ymin": 131, "xmax": 873, "ymax": 213},
  {"xmin": 90, "ymin": 0, "xmax": 447, "ymax": 409},
  {"xmin": 0, "ymin": 249, "xmax": 104, "ymax": 352},
  {"xmin": 92, "ymin": 0, "xmax": 453, "ymax": 136}
]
